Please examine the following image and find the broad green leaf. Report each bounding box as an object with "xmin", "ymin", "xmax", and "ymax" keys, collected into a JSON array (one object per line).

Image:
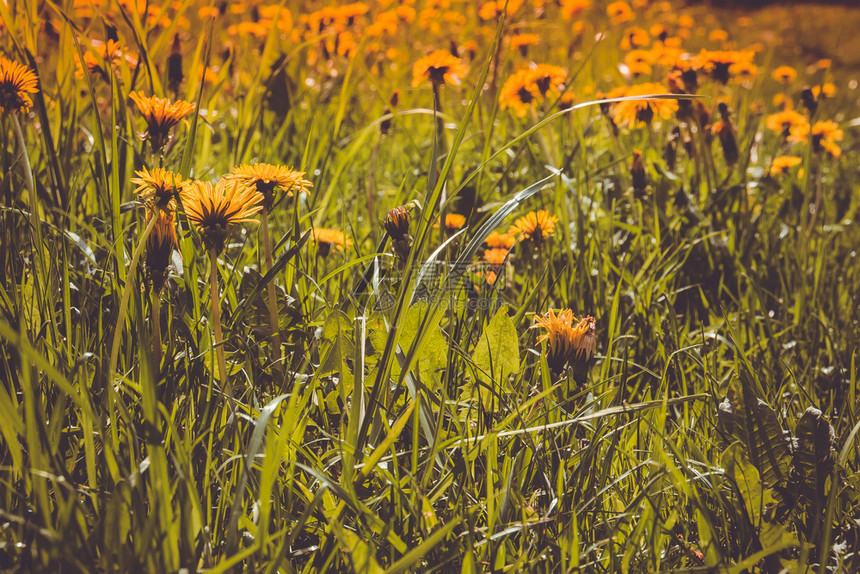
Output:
[
  {"xmin": 371, "ymin": 302, "xmax": 447, "ymax": 389},
  {"xmin": 717, "ymin": 379, "xmax": 792, "ymax": 487},
  {"xmin": 330, "ymin": 522, "xmax": 384, "ymax": 574},
  {"xmin": 319, "ymin": 309, "xmax": 355, "ymax": 391},
  {"xmin": 793, "ymin": 406, "xmax": 836, "ymax": 507},
  {"xmin": 722, "ymin": 443, "xmax": 772, "ymax": 528},
  {"xmin": 472, "ymin": 305, "xmax": 520, "ymax": 411}
]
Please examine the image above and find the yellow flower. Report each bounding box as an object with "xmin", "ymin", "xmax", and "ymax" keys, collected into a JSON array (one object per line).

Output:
[
  {"xmin": 769, "ymin": 156, "xmax": 802, "ymax": 176},
  {"xmin": 479, "ymin": 0, "xmax": 522, "ymax": 20},
  {"xmin": 511, "ymin": 33, "xmax": 540, "ymax": 54},
  {"xmin": 129, "ymin": 91, "xmax": 196, "ymax": 152},
  {"xmin": 312, "ymin": 228, "xmax": 352, "ymax": 257},
  {"xmin": 484, "ymin": 230, "xmax": 516, "ymax": 249},
  {"xmin": 560, "ymin": 0, "xmax": 591, "ymax": 20},
  {"xmin": 412, "ymin": 50, "xmax": 467, "ymax": 87},
  {"xmin": 131, "ymin": 167, "xmax": 185, "ymax": 211},
  {"xmin": 620, "ymin": 27, "xmax": 650, "ymax": 50},
  {"xmin": 483, "ymin": 248, "xmax": 511, "ymax": 267},
  {"xmin": 531, "ymin": 310, "xmax": 596, "ymax": 373},
  {"xmin": 181, "ymin": 179, "xmax": 263, "ymax": 253},
  {"xmin": 438, "ymin": 213, "xmax": 467, "ymax": 232},
  {"xmin": 606, "ymin": 1, "xmax": 634, "ymax": 26},
  {"xmin": 771, "ymin": 65, "xmax": 797, "ymax": 84},
  {"xmin": 765, "ymin": 109, "xmax": 808, "ymax": 136},
  {"xmin": 226, "ymin": 163, "xmax": 312, "ymax": 210},
  {"xmin": 694, "ymin": 50, "xmax": 755, "ymax": 84},
  {"xmin": 611, "ymin": 82, "xmax": 678, "ymax": 128},
  {"xmin": 0, "ymin": 57, "xmax": 39, "ymax": 115},
  {"xmin": 811, "ymin": 83, "xmax": 836, "ymax": 99},
  {"xmin": 510, "ymin": 210, "xmax": 558, "ymax": 243},
  {"xmin": 500, "ymin": 69, "xmax": 540, "ymax": 117},
  {"xmin": 789, "ymin": 120, "xmax": 843, "ymax": 158}
]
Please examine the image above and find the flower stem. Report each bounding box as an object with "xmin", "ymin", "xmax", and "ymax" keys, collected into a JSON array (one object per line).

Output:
[
  {"xmin": 209, "ymin": 248, "xmax": 234, "ymax": 407},
  {"xmin": 108, "ymin": 212, "xmax": 158, "ymax": 382},
  {"xmin": 151, "ymin": 292, "xmax": 162, "ymax": 369},
  {"xmin": 260, "ymin": 210, "xmax": 282, "ymax": 371}
]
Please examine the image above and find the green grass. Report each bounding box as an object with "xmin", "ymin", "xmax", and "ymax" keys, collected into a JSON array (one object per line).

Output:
[{"xmin": 1, "ymin": 0, "xmax": 859, "ymax": 572}]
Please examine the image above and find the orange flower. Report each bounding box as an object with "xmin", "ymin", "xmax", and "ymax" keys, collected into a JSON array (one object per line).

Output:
[
  {"xmin": 226, "ymin": 163, "xmax": 312, "ymax": 210},
  {"xmin": 131, "ymin": 167, "xmax": 185, "ymax": 211},
  {"xmin": 621, "ymin": 27, "xmax": 650, "ymax": 50},
  {"xmin": 606, "ymin": 1, "xmax": 634, "ymax": 25},
  {"xmin": 531, "ymin": 310, "xmax": 596, "ymax": 373},
  {"xmin": 312, "ymin": 228, "xmax": 352, "ymax": 257},
  {"xmin": 789, "ymin": 120, "xmax": 843, "ymax": 158},
  {"xmin": 765, "ymin": 109, "xmax": 808, "ymax": 137},
  {"xmin": 438, "ymin": 213, "xmax": 467, "ymax": 232},
  {"xmin": 611, "ymin": 82, "xmax": 678, "ymax": 128},
  {"xmin": 511, "ymin": 33, "xmax": 540, "ymax": 54},
  {"xmin": 411, "ymin": 50, "xmax": 467, "ymax": 87},
  {"xmin": 129, "ymin": 91, "xmax": 196, "ymax": 152},
  {"xmin": 694, "ymin": 50, "xmax": 755, "ymax": 84},
  {"xmin": 181, "ymin": 179, "xmax": 263, "ymax": 254},
  {"xmin": 771, "ymin": 65, "xmax": 797, "ymax": 84},
  {"xmin": 769, "ymin": 155, "xmax": 802, "ymax": 176},
  {"xmin": 509, "ymin": 210, "xmax": 558, "ymax": 243},
  {"xmin": 484, "ymin": 230, "xmax": 516, "ymax": 249},
  {"xmin": 483, "ymin": 248, "xmax": 511, "ymax": 267},
  {"xmin": 479, "ymin": 0, "xmax": 522, "ymax": 20},
  {"xmin": 0, "ymin": 57, "xmax": 39, "ymax": 115},
  {"xmin": 560, "ymin": 0, "xmax": 591, "ymax": 20}
]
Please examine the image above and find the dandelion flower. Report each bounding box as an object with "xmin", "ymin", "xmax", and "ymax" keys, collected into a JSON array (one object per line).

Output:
[
  {"xmin": 789, "ymin": 120, "xmax": 843, "ymax": 158},
  {"xmin": 412, "ymin": 50, "xmax": 467, "ymax": 87},
  {"xmin": 129, "ymin": 91, "xmax": 196, "ymax": 152},
  {"xmin": 181, "ymin": 179, "xmax": 263, "ymax": 254},
  {"xmin": 765, "ymin": 108, "xmax": 808, "ymax": 137},
  {"xmin": 769, "ymin": 155, "xmax": 802, "ymax": 176},
  {"xmin": 560, "ymin": 0, "xmax": 591, "ymax": 20},
  {"xmin": 771, "ymin": 65, "xmax": 797, "ymax": 84},
  {"xmin": 531, "ymin": 310, "xmax": 596, "ymax": 373},
  {"xmin": 384, "ymin": 205, "xmax": 411, "ymax": 241},
  {"xmin": 484, "ymin": 230, "xmax": 516, "ymax": 249},
  {"xmin": 607, "ymin": 1, "xmax": 634, "ymax": 26},
  {"xmin": 312, "ymin": 228, "xmax": 352, "ymax": 257},
  {"xmin": 131, "ymin": 167, "xmax": 185, "ymax": 211},
  {"xmin": 483, "ymin": 248, "xmax": 511, "ymax": 268},
  {"xmin": 611, "ymin": 82, "xmax": 678, "ymax": 128},
  {"xmin": 226, "ymin": 163, "xmax": 312, "ymax": 210},
  {"xmin": 500, "ymin": 69, "xmax": 540, "ymax": 117},
  {"xmin": 0, "ymin": 57, "xmax": 39, "ymax": 115},
  {"xmin": 438, "ymin": 213, "xmax": 467, "ymax": 232},
  {"xmin": 509, "ymin": 210, "xmax": 558, "ymax": 243}
]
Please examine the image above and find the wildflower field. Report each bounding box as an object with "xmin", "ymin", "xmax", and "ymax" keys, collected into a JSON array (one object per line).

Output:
[{"xmin": 2, "ymin": 0, "xmax": 860, "ymax": 571}]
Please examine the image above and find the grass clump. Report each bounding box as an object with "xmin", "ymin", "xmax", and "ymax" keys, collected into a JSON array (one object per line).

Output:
[{"xmin": 0, "ymin": 0, "xmax": 859, "ymax": 572}]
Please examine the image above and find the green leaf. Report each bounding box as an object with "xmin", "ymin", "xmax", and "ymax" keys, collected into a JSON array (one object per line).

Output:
[
  {"xmin": 717, "ymin": 379, "xmax": 792, "ymax": 488},
  {"xmin": 472, "ymin": 305, "xmax": 520, "ymax": 411},
  {"xmin": 793, "ymin": 406, "xmax": 836, "ymax": 507},
  {"xmin": 320, "ymin": 310, "xmax": 355, "ymax": 391},
  {"xmin": 723, "ymin": 443, "xmax": 772, "ymax": 528},
  {"xmin": 330, "ymin": 522, "xmax": 384, "ymax": 574}
]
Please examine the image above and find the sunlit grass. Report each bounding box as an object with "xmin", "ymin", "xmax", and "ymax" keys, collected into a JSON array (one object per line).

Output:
[{"xmin": 0, "ymin": 0, "xmax": 858, "ymax": 571}]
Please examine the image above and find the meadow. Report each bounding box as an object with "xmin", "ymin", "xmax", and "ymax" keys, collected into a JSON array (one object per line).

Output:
[{"xmin": 1, "ymin": 0, "xmax": 859, "ymax": 571}]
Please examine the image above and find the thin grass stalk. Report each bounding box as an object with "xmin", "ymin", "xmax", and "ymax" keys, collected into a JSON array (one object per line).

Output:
[
  {"xmin": 208, "ymin": 248, "xmax": 234, "ymax": 407},
  {"xmin": 107, "ymin": 212, "xmax": 158, "ymax": 381},
  {"xmin": 260, "ymin": 210, "xmax": 281, "ymax": 370},
  {"xmin": 12, "ymin": 114, "xmax": 43, "ymax": 268}
]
